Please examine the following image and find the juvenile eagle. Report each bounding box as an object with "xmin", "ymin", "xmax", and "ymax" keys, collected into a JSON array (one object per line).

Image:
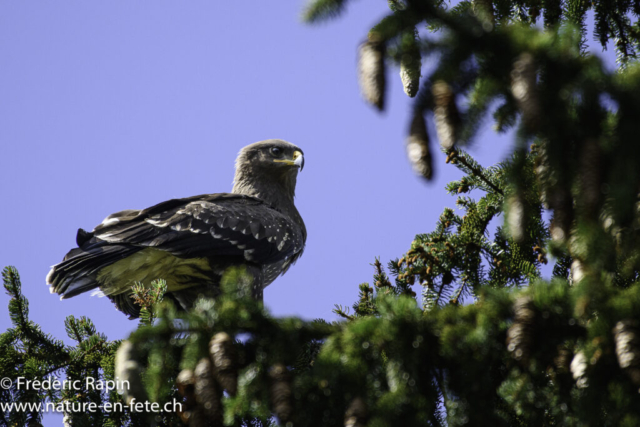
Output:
[{"xmin": 47, "ymin": 140, "xmax": 306, "ymax": 318}]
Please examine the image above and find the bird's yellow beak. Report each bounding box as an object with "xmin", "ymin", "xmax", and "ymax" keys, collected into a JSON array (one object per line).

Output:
[{"xmin": 274, "ymin": 150, "xmax": 304, "ymax": 171}]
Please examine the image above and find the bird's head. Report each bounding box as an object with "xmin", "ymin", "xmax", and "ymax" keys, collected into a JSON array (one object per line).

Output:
[
  {"xmin": 232, "ymin": 139, "xmax": 304, "ymax": 202},
  {"xmin": 236, "ymin": 139, "xmax": 304, "ymax": 174}
]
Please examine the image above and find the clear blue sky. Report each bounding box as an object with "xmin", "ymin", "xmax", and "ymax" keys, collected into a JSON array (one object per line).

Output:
[
  {"xmin": 2, "ymin": 0, "xmax": 503, "ymax": 335},
  {"xmin": 0, "ymin": 2, "xmax": 616, "ymax": 423}
]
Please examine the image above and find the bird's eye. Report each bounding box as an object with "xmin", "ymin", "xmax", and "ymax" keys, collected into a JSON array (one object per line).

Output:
[{"xmin": 270, "ymin": 147, "xmax": 283, "ymax": 157}]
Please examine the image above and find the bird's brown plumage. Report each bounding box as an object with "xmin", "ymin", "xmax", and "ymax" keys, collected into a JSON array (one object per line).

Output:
[{"xmin": 47, "ymin": 139, "xmax": 306, "ymax": 318}]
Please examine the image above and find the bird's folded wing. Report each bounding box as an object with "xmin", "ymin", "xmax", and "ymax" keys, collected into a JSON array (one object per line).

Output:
[{"xmin": 91, "ymin": 193, "xmax": 305, "ymax": 263}]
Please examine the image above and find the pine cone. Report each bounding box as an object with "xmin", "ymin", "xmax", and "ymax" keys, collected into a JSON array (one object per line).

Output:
[
  {"xmin": 432, "ymin": 81, "xmax": 459, "ymax": 150},
  {"xmin": 533, "ymin": 142, "xmax": 550, "ymax": 209},
  {"xmin": 194, "ymin": 357, "xmax": 223, "ymax": 426},
  {"xmin": 506, "ymin": 295, "xmax": 536, "ymax": 363},
  {"xmin": 472, "ymin": 0, "xmax": 495, "ymax": 24},
  {"xmin": 511, "ymin": 53, "xmax": 540, "ymax": 131},
  {"xmin": 570, "ymin": 351, "xmax": 589, "ymax": 388},
  {"xmin": 176, "ymin": 368, "xmax": 197, "ymax": 408},
  {"xmin": 400, "ymin": 35, "xmax": 421, "ymax": 98},
  {"xmin": 62, "ymin": 412, "xmax": 72, "ymax": 427},
  {"xmin": 570, "ymin": 259, "xmax": 585, "ymax": 285},
  {"xmin": 114, "ymin": 340, "xmax": 148, "ymax": 405},
  {"xmin": 358, "ymin": 37, "xmax": 386, "ymax": 111},
  {"xmin": 406, "ymin": 111, "xmax": 433, "ymax": 180},
  {"xmin": 613, "ymin": 320, "xmax": 640, "ymax": 385},
  {"xmin": 554, "ymin": 345, "xmax": 572, "ymax": 373},
  {"xmin": 507, "ymin": 194, "xmax": 526, "ymax": 243},
  {"xmin": 209, "ymin": 332, "xmax": 238, "ymax": 396},
  {"xmin": 269, "ymin": 363, "xmax": 293, "ymax": 424},
  {"xmin": 549, "ymin": 188, "xmax": 573, "ymax": 243},
  {"xmin": 345, "ymin": 396, "xmax": 368, "ymax": 427}
]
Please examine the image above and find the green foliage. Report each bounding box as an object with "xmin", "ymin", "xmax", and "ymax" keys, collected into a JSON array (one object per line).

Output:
[
  {"xmin": 109, "ymin": 266, "xmax": 640, "ymax": 426},
  {"xmin": 0, "ymin": 267, "xmax": 169, "ymax": 427},
  {"xmin": 131, "ymin": 279, "xmax": 168, "ymax": 327},
  {"xmin": 5, "ymin": 260, "xmax": 640, "ymax": 425},
  {"xmin": 6, "ymin": 0, "xmax": 640, "ymax": 426},
  {"xmin": 301, "ymin": 0, "xmax": 348, "ymax": 23},
  {"xmin": 301, "ymin": 0, "xmax": 640, "ymax": 303}
]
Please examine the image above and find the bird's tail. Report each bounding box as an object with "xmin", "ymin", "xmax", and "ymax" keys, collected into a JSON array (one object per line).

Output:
[{"xmin": 47, "ymin": 235, "xmax": 138, "ymax": 300}]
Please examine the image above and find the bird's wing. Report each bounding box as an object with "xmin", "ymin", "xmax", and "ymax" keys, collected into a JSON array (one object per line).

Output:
[
  {"xmin": 91, "ymin": 193, "xmax": 305, "ymax": 264},
  {"xmin": 47, "ymin": 193, "xmax": 305, "ymax": 307}
]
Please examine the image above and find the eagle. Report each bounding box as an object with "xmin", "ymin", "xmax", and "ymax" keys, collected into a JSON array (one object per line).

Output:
[{"xmin": 47, "ymin": 139, "xmax": 306, "ymax": 318}]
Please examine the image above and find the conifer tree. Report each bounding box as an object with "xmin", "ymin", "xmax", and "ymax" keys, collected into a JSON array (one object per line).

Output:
[{"xmin": 4, "ymin": 0, "xmax": 640, "ymax": 426}]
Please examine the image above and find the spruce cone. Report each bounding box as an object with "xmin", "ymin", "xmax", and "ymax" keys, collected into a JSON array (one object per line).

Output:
[
  {"xmin": 570, "ymin": 351, "xmax": 589, "ymax": 388},
  {"xmin": 209, "ymin": 332, "xmax": 238, "ymax": 396},
  {"xmin": 114, "ymin": 340, "xmax": 148, "ymax": 405},
  {"xmin": 269, "ymin": 363, "xmax": 293, "ymax": 424},
  {"xmin": 194, "ymin": 357, "xmax": 223, "ymax": 426},
  {"xmin": 507, "ymin": 193, "xmax": 526, "ymax": 243},
  {"xmin": 176, "ymin": 369, "xmax": 196, "ymax": 407},
  {"xmin": 176, "ymin": 369, "xmax": 201, "ymax": 426},
  {"xmin": 62, "ymin": 412, "xmax": 72, "ymax": 427},
  {"xmin": 400, "ymin": 62, "xmax": 419, "ymax": 98},
  {"xmin": 406, "ymin": 111, "xmax": 433, "ymax": 180},
  {"xmin": 400, "ymin": 34, "xmax": 421, "ymax": 98},
  {"xmin": 472, "ymin": 0, "xmax": 495, "ymax": 24},
  {"xmin": 549, "ymin": 188, "xmax": 573, "ymax": 243},
  {"xmin": 554, "ymin": 345, "xmax": 572, "ymax": 373},
  {"xmin": 345, "ymin": 396, "xmax": 368, "ymax": 427},
  {"xmin": 570, "ymin": 259, "xmax": 585, "ymax": 285},
  {"xmin": 613, "ymin": 320, "xmax": 640, "ymax": 385},
  {"xmin": 432, "ymin": 81, "xmax": 459, "ymax": 150},
  {"xmin": 506, "ymin": 295, "xmax": 536, "ymax": 363},
  {"xmin": 533, "ymin": 142, "xmax": 550, "ymax": 208},
  {"xmin": 511, "ymin": 53, "xmax": 540, "ymax": 131},
  {"xmin": 358, "ymin": 37, "xmax": 386, "ymax": 111}
]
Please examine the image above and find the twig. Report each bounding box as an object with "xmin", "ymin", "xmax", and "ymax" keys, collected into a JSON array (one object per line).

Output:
[
  {"xmin": 450, "ymin": 150, "xmax": 504, "ymax": 196},
  {"xmin": 434, "ymin": 368, "xmax": 449, "ymax": 418},
  {"xmin": 452, "ymin": 282, "xmax": 466, "ymax": 304}
]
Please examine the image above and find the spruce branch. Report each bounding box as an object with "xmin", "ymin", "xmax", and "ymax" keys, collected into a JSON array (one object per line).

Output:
[
  {"xmin": 333, "ymin": 304, "xmax": 355, "ymax": 320},
  {"xmin": 131, "ymin": 279, "xmax": 167, "ymax": 327},
  {"xmin": 448, "ymin": 149, "xmax": 504, "ymax": 196},
  {"xmin": 65, "ymin": 316, "xmax": 85, "ymax": 343},
  {"xmin": 3, "ymin": 266, "xmax": 29, "ymax": 329},
  {"xmin": 302, "ymin": 0, "xmax": 349, "ymax": 23}
]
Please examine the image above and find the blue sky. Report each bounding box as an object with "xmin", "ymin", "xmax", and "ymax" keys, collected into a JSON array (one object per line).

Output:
[
  {"xmin": 2, "ymin": 0, "xmax": 503, "ymax": 336},
  {"xmin": 0, "ymin": 2, "xmax": 617, "ymax": 423}
]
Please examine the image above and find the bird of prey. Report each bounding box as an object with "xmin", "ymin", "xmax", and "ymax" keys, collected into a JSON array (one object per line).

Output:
[{"xmin": 47, "ymin": 139, "xmax": 306, "ymax": 318}]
